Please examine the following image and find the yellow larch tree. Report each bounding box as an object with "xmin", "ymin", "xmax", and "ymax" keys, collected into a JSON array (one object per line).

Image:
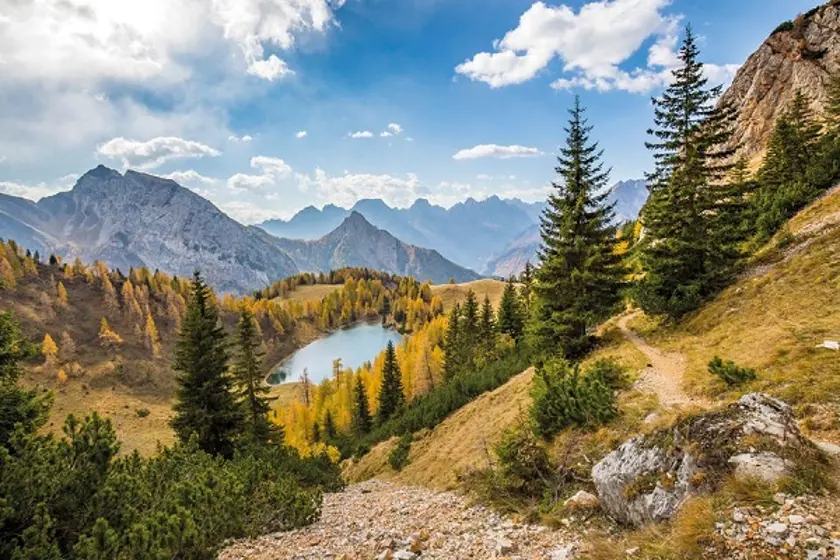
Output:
[{"xmin": 42, "ymin": 333, "xmax": 58, "ymax": 364}]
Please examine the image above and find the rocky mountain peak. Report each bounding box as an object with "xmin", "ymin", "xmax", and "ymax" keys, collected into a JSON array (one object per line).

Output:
[{"xmin": 722, "ymin": 2, "xmax": 840, "ymax": 160}]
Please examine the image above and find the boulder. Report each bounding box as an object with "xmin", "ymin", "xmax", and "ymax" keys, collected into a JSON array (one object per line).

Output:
[
  {"xmin": 592, "ymin": 393, "xmax": 813, "ymax": 526},
  {"xmin": 564, "ymin": 490, "xmax": 600, "ymax": 511}
]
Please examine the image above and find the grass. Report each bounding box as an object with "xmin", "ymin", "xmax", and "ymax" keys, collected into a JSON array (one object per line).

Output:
[
  {"xmin": 623, "ymin": 189, "xmax": 840, "ymax": 441},
  {"xmin": 344, "ymin": 368, "xmax": 535, "ymax": 489},
  {"xmin": 431, "ymin": 279, "xmax": 507, "ymax": 311}
]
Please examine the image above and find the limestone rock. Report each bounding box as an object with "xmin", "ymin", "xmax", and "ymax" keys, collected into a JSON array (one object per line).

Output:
[
  {"xmin": 729, "ymin": 452, "xmax": 791, "ymax": 483},
  {"xmin": 564, "ymin": 490, "xmax": 600, "ymax": 511},
  {"xmin": 721, "ymin": 3, "xmax": 840, "ymax": 160},
  {"xmin": 592, "ymin": 393, "xmax": 812, "ymax": 526}
]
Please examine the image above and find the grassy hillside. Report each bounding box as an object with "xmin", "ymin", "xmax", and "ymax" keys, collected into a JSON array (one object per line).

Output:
[
  {"xmin": 430, "ymin": 279, "xmax": 507, "ymax": 311},
  {"xmin": 630, "ymin": 187, "xmax": 840, "ymax": 441}
]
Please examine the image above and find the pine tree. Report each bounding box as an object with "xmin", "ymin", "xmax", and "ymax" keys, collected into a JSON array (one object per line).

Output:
[
  {"xmin": 351, "ymin": 375, "xmax": 372, "ymax": 435},
  {"xmin": 232, "ymin": 306, "xmax": 275, "ymax": 444},
  {"xmin": 636, "ymin": 26, "xmax": 739, "ymax": 319},
  {"xmin": 323, "ymin": 409, "xmax": 337, "ymax": 441},
  {"xmin": 171, "ymin": 271, "xmax": 243, "ymax": 457},
  {"xmin": 0, "ymin": 312, "xmax": 46, "ymax": 444},
  {"xmin": 754, "ymin": 91, "xmax": 823, "ymax": 240},
  {"xmin": 479, "ymin": 295, "xmax": 496, "ymax": 350},
  {"xmin": 442, "ymin": 302, "xmax": 462, "ymax": 380},
  {"xmin": 377, "ymin": 341, "xmax": 404, "ymax": 422},
  {"xmin": 530, "ymin": 96, "xmax": 625, "ymax": 360},
  {"xmin": 497, "ymin": 278, "xmax": 524, "ymax": 341}
]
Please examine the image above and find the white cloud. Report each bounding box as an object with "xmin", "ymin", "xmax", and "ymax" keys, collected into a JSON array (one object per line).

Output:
[
  {"xmin": 296, "ymin": 130, "xmax": 308, "ymax": 138},
  {"xmin": 228, "ymin": 134, "xmax": 253, "ymax": 142},
  {"xmin": 219, "ymin": 200, "xmax": 286, "ymax": 224},
  {"xmin": 161, "ymin": 170, "xmax": 219, "ymax": 185},
  {"xmin": 296, "ymin": 168, "xmax": 424, "ymax": 208},
  {"xmin": 349, "ymin": 131, "xmax": 374, "ymax": 139},
  {"xmin": 0, "ymin": 174, "xmax": 79, "ymax": 201},
  {"xmin": 453, "ymin": 144, "xmax": 544, "ymax": 160},
  {"xmin": 227, "ymin": 155, "xmax": 292, "ymax": 192},
  {"xmin": 246, "ymin": 55, "xmax": 293, "ymax": 81},
  {"xmin": 380, "ymin": 131, "xmax": 393, "ymax": 137},
  {"xmin": 96, "ymin": 136, "xmax": 221, "ymax": 170},
  {"xmin": 387, "ymin": 123, "xmax": 403, "ymax": 135},
  {"xmin": 476, "ymin": 174, "xmax": 493, "ymax": 181},
  {"xmin": 455, "ymin": 0, "xmax": 738, "ymax": 94}
]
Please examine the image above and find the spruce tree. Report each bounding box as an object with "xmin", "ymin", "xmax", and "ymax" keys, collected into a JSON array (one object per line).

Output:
[
  {"xmin": 232, "ymin": 306, "xmax": 276, "ymax": 444},
  {"xmin": 479, "ymin": 295, "xmax": 496, "ymax": 341},
  {"xmin": 352, "ymin": 375, "xmax": 372, "ymax": 435},
  {"xmin": 530, "ymin": 96, "xmax": 625, "ymax": 360},
  {"xmin": 0, "ymin": 312, "xmax": 47, "ymax": 444},
  {"xmin": 443, "ymin": 302, "xmax": 462, "ymax": 380},
  {"xmin": 171, "ymin": 271, "xmax": 243, "ymax": 457},
  {"xmin": 754, "ymin": 91, "xmax": 823, "ymax": 240},
  {"xmin": 377, "ymin": 340, "xmax": 404, "ymax": 422},
  {"xmin": 636, "ymin": 26, "xmax": 739, "ymax": 318},
  {"xmin": 497, "ymin": 277, "xmax": 524, "ymax": 341}
]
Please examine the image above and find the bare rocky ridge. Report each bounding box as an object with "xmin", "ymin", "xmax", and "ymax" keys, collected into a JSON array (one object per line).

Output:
[
  {"xmin": 220, "ymin": 480, "xmax": 577, "ymax": 560},
  {"xmin": 722, "ymin": 2, "xmax": 840, "ymax": 160}
]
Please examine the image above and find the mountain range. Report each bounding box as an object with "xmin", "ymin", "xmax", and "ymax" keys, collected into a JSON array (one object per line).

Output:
[
  {"xmin": 0, "ymin": 166, "xmax": 478, "ymax": 292},
  {"xmin": 259, "ymin": 179, "xmax": 648, "ymax": 276}
]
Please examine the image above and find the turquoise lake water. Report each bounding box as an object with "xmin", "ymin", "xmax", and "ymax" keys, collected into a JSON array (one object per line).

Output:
[{"xmin": 267, "ymin": 323, "xmax": 403, "ymax": 385}]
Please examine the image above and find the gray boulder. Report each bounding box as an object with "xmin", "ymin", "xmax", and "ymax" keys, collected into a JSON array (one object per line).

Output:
[{"xmin": 592, "ymin": 393, "xmax": 814, "ymax": 526}]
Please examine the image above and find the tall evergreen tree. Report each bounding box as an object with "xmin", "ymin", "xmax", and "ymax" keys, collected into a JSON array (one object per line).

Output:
[
  {"xmin": 377, "ymin": 341, "xmax": 404, "ymax": 422},
  {"xmin": 479, "ymin": 295, "xmax": 496, "ymax": 343},
  {"xmin": 497, "ymin": 278, "xmax": 524, "ymax": 341},
  {"xmin": 754, "ymin": 91, "xmax": 823, "ymax": 240},
  {"xmin": 352, "ymin": 375, "xmax": 372, "ymax": 435},
  {"xmin": 443, "ymin": 302, "xmax": 462, "ymax": 380},
  {"xmin": 171, "ymin": 271, "xmax": 243, "ymax": 457},
  {"xmin": 0, "ymin": 312, "xmax": 47, "ymax": 445},
  {"xmin": 529, "ymin": 96, "xmax": 625, "ymax": 360},
  {"xmin": 636, "ymin": 26, "xmax": 739, "ymax": 319},
  {"xmin": 232, "ymin": 306, "xmax": 276, "ymax": 444}
]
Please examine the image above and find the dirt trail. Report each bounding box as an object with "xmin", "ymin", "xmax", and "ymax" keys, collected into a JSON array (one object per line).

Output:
[
  {"xmin": 617, "ymin": 312, "xmax": 709, "ymax": 410},
  {"xmin": 220, "ymin": 480, "xmax": 576, "ymax": 559}
]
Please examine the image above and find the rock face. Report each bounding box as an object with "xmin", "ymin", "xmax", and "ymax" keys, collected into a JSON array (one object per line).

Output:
[
  {"xmin": 722, "ymin": 3, "xmax": 840, "ymax": 160},
  {"xmin": 592, "ymin": 394, "xmax": 813, "ymax": 526},
  {"xmin": 267, "ymin": 212, "xmax": 481, "ymax": 284},
  {"xmin": 0, "ymin": 166, "xmax": 299, "ymax": 294}
]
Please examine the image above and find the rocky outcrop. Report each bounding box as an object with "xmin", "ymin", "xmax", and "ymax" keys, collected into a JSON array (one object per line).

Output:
[
  {"xmin": 592, "ymin": 394, "xmax": 818, "ymax": 526},
  {"xmin": 722, "ymin": 3, "xmax": 840, "ymax": 160}
]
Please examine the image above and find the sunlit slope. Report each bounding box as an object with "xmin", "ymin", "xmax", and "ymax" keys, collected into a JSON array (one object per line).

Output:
[{"xmin": 430, "ymin": 279, "xmax": 507, "ymax": 311}]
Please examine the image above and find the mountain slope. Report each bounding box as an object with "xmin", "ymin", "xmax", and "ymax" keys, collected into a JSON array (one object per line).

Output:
[
  {"xmin": 722, "ymin": 2, "xmax": 840, "ymax": 160},
  {"xmin": 268, "ymin": 212, "xmax": 481, "ymax": 284},
  {"xmin": 259, "ymin": 196, "xmax": 537, "ymax": 271}
]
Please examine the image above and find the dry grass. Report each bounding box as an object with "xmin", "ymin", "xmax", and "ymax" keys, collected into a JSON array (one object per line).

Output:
[
  {"xmin": 431, "ymin": 279, "xmax": 507, "ymax": 311},
  {"xmin": 623, "ymin": 189, "xmax": 840, "ymax": 442},
  {"xmin": 343, "ymin": 368, "xmax": 535, "ymax": 489},
  {"xmin": 274, "ymin": 284, "xmax": 341, "ymax": 304}
]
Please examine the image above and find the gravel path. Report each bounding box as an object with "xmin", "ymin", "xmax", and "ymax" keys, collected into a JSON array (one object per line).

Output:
[
  {"xmin": 617, "ymin": 312, "xmax": 708, "ymax": 409},
  {"xmin": 220, "ymin": 480, "xmax": 577, "ymax": 560}
]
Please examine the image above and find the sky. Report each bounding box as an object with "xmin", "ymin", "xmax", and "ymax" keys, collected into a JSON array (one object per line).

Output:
[{"xmin": 0, "ymin": 0, "xmax": 821, "ymax": 223}]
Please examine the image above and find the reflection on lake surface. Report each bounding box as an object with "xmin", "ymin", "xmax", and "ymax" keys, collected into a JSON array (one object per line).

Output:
[{"xmin": 267, "ymin": 323, "xmax": 403, "ymax": 385}]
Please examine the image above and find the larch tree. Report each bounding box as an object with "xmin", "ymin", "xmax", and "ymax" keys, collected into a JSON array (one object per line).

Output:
[
  {"xmin": 98, "ymin": 318, "xmax": 123, "ymax": 349},
  {"xmin": 529, "ymin": 96, "xmax": 625, "ymax": 360},
  {"xmin": 41, "ymin": 334, "xmax": 58, "ymax": 365},
  {"xmin": 171, "ymin": 271, "xmax": 243, "ymax": 457},
  {"xmin": 232, "ymin": 306, "xmax": 275, "ymax": 444},
  {"xmin": 377, "ymin": 340, "xmax": 404, "ymax": 423},
  {"xmin": 56, "ymin": 281, "xmax": 68, "ymax": 308},
  {"xmin": 636, "ymin": 26, "xmax": 739, "ymax": 319},
  {"xmin": 144, "ymin": 312, "xmax": 161, "ymax": 357}
]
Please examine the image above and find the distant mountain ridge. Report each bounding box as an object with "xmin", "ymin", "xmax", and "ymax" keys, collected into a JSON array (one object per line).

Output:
[
  {"xmin": 0, "ymin": 166, "xmax": 481, "ymax": 292},
  {"xmin": 267, "ymin": 212, "xmax": 480, "ymax": 284}
]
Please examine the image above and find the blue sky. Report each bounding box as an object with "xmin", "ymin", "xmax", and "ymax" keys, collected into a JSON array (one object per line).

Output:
[{"xmin": 0, "ymin": 0, "xmax": 820, "ymax": 223}]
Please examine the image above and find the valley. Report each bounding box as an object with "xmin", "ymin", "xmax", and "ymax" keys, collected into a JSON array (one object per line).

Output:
[{"xmin": 4, "ymin": 1, "xmax": 840, "ymax": 559}]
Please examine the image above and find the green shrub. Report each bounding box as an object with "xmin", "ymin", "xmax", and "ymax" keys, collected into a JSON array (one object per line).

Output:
[
  {"xmin": 707, "ymin": 356, "xmax": 757, "ymax": 386},
  {"xmin": 587, "ymin": 358, "xmax": 629, "ymax": 390},
  {"xmin": 494, "ymin": 421, "xmax": 551, "ymax": 495},
  {"xmin": 135, "ymin": 408, "xmax": 150, "ymax": 418},
  {"xmin": 530, "ymin": 358, "xmax": 617, "ymax": 438},
  {"xmin": 772, "ymin": 21, "xmax": 794, "ymax": 34},
  {"xmin": 388, "ymin": 434, "xmax": 412, "ymax": 471}
]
